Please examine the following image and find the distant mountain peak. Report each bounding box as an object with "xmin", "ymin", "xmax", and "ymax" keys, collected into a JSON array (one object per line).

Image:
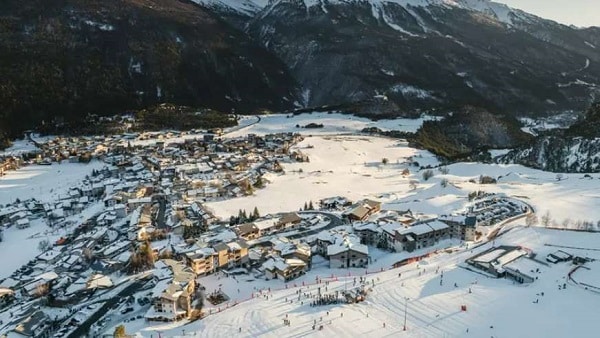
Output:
[{"xmin": 195, "ymin": 0, "xmax": 530, "ymax": 26}]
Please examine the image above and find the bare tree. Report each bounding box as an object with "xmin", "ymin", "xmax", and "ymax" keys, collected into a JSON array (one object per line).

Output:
[
  {"xmin": 409, "ymin": 180, "xmax": 418, "ymax": 191},
  {"xmin": 38, "ymin": 239, "xmax": 51, "ymax": 252},
  {"xmin": 438, "ymin": 167, "xmax": 450, "ymax": 175},
  {"xmin": 525, "ymin": 214, "xmax": 538, "ymax": 227},
  {"xmin": 541, "ymin": 211, "xmax": 552, "ymax": 227},
  {"xmin": 82, "ymin": 248, "xmax": 94, "ymax": 262}
]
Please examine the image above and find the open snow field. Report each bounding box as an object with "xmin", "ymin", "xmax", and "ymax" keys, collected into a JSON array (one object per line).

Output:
[
  {"xmin": 208, "ymin": 113, "xmax": 600, "ymax": 223},
  {"xmin": 0, "ymin": 160, "xmax": 104, "ymax": 205},
  {"xmin": 225, "ymin": 113, "xmax": 437, "ymax": 138},
  {"xmin": 127, "ymin": 226, "xmax": 600, "ymax": 338},
  {"xmin": 206, "ymin": 135, "xmax": 439, "ymax": 217},
  {"xmin": 207, "ymin": 134, "xmax": 600, "ymax": 223}
]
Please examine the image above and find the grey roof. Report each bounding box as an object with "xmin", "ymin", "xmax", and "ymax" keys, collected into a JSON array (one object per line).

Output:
[
  {"xmin": 212, "ymin": 242, "xmax": 229, "ymax": 252},
  {"xmin": 278, "ymin": 212, "xmax": 302, "ymax": 225},
  {"xmin": 14, "ymin": 310, "xmax": 48, "ymax": 337}
]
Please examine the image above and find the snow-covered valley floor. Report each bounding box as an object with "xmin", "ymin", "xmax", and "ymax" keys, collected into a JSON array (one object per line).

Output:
[
  {"xmin": 0, "ymin": 160, "xmax": 105, "ymax": 205},
  {"xmin": 3, "ymin": 113, "xmax": 600, "ymax": 338},
  {"xmin": 210, "ymin": 125, "xmax": 600, "ymax": 225}
]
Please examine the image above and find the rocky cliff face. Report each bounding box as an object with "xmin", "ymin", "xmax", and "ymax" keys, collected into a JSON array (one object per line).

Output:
[
  {"xmin": 0, "ymin": 0, "xmax": 300, "ymax": 141},
  {"xmin": 498, "ymin": 102, "xmax": 600, "ymax": 172},
  {"xmin": 202, "ymin": 0, "xmax": 600, "ymax": 115}
]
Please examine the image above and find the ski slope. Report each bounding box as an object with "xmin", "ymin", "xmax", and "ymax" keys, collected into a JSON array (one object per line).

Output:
[{"xmin": 142, "ymin": 226, "xmax": 600, "ymax": 338}]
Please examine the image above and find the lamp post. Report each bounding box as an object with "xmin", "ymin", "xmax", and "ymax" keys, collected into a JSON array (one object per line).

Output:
[{"xmin": 403, "ymin": 297, "xmax": 409, "ymax": 331}]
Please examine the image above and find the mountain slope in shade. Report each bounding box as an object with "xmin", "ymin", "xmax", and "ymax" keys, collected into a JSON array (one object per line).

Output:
[
  {"xmin": 201, "ymin": 0, "xmax": 600, "ymax": 115},
  {"xmin": 0, "ymin": 0, "xmax": 300, "ymax": 141}
]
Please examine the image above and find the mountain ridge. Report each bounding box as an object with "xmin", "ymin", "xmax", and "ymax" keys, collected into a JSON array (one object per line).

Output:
[
  {"xmin": 199, "ymin": 0, "xmax": 600, "ymax": 114},
  {"xmin": 2, "ymin": 0, "xmax": 600, "ymax": 149}
]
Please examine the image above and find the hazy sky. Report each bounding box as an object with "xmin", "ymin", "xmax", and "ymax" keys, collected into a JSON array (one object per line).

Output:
[{"xmin": 494, "ymin": 0, "xmax": 600, "ymax": 27}]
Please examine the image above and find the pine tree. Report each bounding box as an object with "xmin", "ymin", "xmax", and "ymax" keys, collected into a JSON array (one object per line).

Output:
[
  {"xmin": 241, "ymin": 209, "xmax": 248, "ymax": 222},
  {"xmin": 308, "ymin": 201, "xmax": 314, "ymax": 210},
  {"xmin": 253, "ymin": 207, "xmax": 260, "ymax": 219},
  {"xmin": 304, "ymin": 202, "xmax": 308, "ymax": 210},
  {"xmin": 254, "ymin": 176, "xmax": 264, "ymax": 188}
]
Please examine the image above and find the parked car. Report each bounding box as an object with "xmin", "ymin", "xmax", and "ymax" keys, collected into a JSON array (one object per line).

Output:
[{"xmin": 120, "ymin": 307, "xmax": 134, "ymax": 314}]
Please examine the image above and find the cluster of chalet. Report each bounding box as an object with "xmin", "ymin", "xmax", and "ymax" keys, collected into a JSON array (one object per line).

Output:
[
  {"xmin": 29, "ymin": 135, "xmax": 113, "ymax": 164},
  {"xmin": 347, "ymin": 195, "xmax": 530, "ymax": 253},
  {"xmin": 233, "ymin": 212, "xmax": 303, "ymax": 240},
  {"xmin": 0, "ymin": 200, "xmax": 45, "ymax": 230},
  {"xmin": 0, "ymin": 156, "xmax": 24, "ymax": 177},
  {"xmin": 1, "ymin": 161, "xmax": 155, "ymax": 230},
  {"xmin": 0, "ymin": 223, "xmax": 131, "ymax": 336},
  {"xmin": 0, "ymin": 222, "xmax": 128, "ymax": 305}
]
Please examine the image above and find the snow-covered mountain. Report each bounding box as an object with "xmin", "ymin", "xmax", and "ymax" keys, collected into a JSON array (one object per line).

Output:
[
  {"xmin": 198, "ymin": 0, "xmax": 534, "ymax": 25},
  {"xmin": 497, "ymin": 136, "xmax": 600, "ymax": 172},
  {"xmin": 198, "ymin": 0, "xmax": 600, "ymax": 114},
  {"xmin": 498, "ymin": 102, "xmax": 600, "ymax": 172},
  {"xmin": 3, "ymin": 0, "xmax": 600, "ymax": 146},
  {"xmin": 192, "ymin": 0, "xmax": 269, "ymax": 15}
]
